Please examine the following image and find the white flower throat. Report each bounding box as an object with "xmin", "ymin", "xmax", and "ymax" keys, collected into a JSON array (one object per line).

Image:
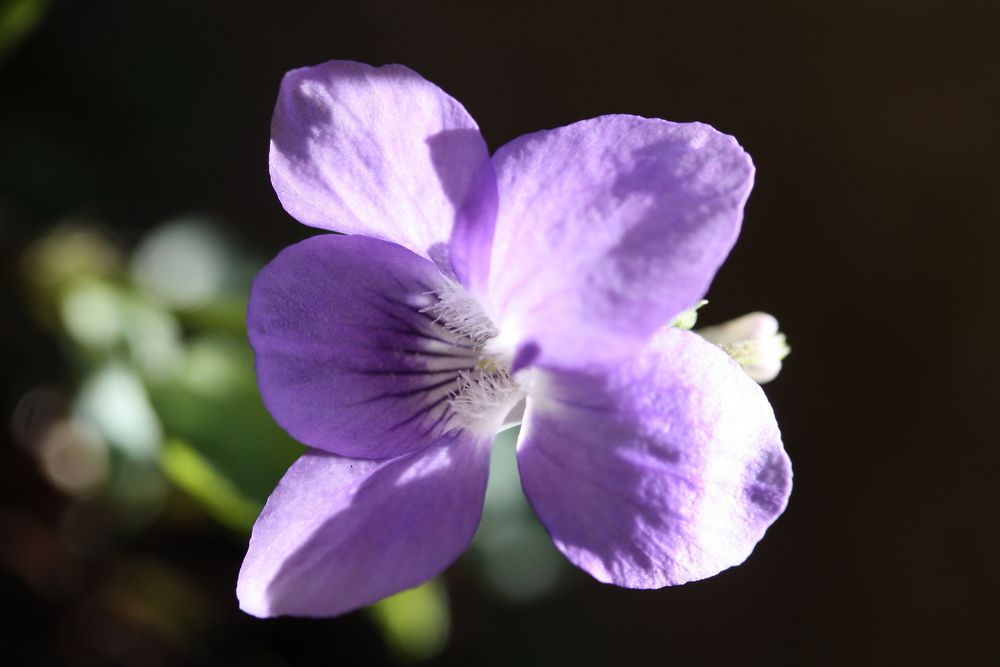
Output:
[{"xmin": 412, "ymin": 281, "xmax": 524, "ymax": 431}]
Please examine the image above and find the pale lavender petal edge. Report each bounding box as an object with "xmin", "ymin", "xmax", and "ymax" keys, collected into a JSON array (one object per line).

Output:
[{"xmin": 238, "ymin": 431, "xmax": 491, "ymax": 618}]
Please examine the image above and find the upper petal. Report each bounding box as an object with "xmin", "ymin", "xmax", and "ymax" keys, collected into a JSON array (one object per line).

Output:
[
  {"xmin": 248, "ymin": 234, "xmax": 481, "ymax": 459},
  {"xmin": 270, "ymin": 60, "xmax": 497, "ymax": 286},
  {"xmin": 517, "ymin": 327, "xmax": 791, "ymax": 588},
  {"xmin": 238, "ymin": 431, "xmax": 490, "ymax": 618},
  {"xmin": 487, "ymin": 115, "xmax": 754, "ymax": 366}
]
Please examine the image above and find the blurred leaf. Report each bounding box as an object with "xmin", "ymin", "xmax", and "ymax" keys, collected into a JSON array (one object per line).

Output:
[
  {"xmin": 130, "ymin": 218, "xmax": 260, "ymax": 336},
  {"xmin": 0, "ymin": 0, "xmax": 50, "ymax": 62},
  {"xmin": 59, "ymin": 280, "xmax": 126, "ymax": 349},
  {"xmin": 104, "ymin": 458, "xmax": 167, "ymax": 521},
  {"xmin": 472, "ymin": 426, "xmax": 566, "ymax": 602},
  {"xmin": 148, "ymin": 334, "xmax": 301, "ymax": 505},
  {"xmin": 175, "ymin": 294, "xmax": 248, "ymax": 336},
  {"xmin": 161, "ymin": 438, "xmax": 261, "ymax": 532},
  {"xmin": 22, "ymin": 224, "xmax": 121, "ymax": 288},
  {"xmin": 369, "ymin": 579, "xmax": 450, "ymax": 661},
  {"xmin": 131, "ymin": 219, "xmax": 229, "ymax": 309},
  {"xmin": 75, "ymin": 362, "xmax": 162, "ymax": 461},
  {"xmin": 21, "ymin": 224, "xmax": 122, "ymax": 330}
]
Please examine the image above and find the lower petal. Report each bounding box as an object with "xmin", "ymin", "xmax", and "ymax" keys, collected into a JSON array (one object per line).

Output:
[
  {"xmin": 517, "ymin": 328, "xmax": 791, "ymax": 588},
  {"xmin": 237, "ymin": 431, "xmax": 491, "ymax": 618}
]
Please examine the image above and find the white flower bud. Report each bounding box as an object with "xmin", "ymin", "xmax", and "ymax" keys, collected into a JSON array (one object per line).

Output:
[{"xmin": 696, "ymin": 312, "xmax": 790, "ymax": 384}]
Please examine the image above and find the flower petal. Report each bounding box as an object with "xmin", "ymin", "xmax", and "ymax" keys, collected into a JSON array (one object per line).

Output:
[
  {"xmin": 517, "ymin": 327, "xmax": 791, "ymax": 588},
  {"xmin": 238, "ymin": 432, "xmax": 490, "ymax": 618},
  {"xmin": 487, "ymin": 115, "xmax": 753, "ymax": 366},
  {"xmin": 270, "ymin": 60, "xmax": 497, "ymax": 286},
  {"xmin": 249, "ymin": 234, "xmax": 480, "ymax": 459}
]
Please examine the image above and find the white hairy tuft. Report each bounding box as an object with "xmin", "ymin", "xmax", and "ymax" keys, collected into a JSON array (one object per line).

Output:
[
  {"xmin": 448, "ymin": 368, "xmax": 525, "ymax": 429},
  {"xmin": 420, "ymin": 281, "xmax": 498, "ymax": 346}
]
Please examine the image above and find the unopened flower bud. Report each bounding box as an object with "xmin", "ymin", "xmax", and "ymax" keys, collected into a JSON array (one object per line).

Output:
[{"xmin": 696, "ymin": 312, "xmax": 790, "ymax": 384}]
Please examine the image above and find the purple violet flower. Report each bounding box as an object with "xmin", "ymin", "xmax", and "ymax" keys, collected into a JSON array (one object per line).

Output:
[{"xmin": 237, "ymin": 60, "xmax": 792, "ymax": 618}]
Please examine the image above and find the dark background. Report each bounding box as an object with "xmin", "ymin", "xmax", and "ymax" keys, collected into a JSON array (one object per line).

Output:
[{"xmin": 2, "ymin": 0, "xmax": 997, "ymax": 664}]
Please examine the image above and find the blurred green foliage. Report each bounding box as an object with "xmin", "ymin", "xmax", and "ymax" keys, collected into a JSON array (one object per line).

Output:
[
  {"xmin": 0, "ymin": 0, "xmax": 49, "ymax": 61},
  {"xmin": 21, "ymin": 220, "xmax": 303, "ymax": 520},
  {"xmin": 150, "ymin": 334, "xmax": 303, "ymax": 509},
  {"xmin": 161, "ymin": 438, "xmax": 262, "ymax": 533},
  {"xmin": 370, "ymin": 579, "xmax": 451, "ymax": 661}
]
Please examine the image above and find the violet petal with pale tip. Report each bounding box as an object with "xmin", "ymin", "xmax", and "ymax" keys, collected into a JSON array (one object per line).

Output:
[
  {"xmin": 238, "ymin": 431, "xmax": 490, "ymax": 618},
  {"xmin": 518, "ymin": 327, "xmax": 790, "ymax": 588}
]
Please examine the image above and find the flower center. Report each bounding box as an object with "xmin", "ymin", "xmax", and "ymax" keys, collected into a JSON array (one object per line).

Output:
[{"xmin": 418, "ymin": 281, "xmax": 525, "ymax": 430}]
